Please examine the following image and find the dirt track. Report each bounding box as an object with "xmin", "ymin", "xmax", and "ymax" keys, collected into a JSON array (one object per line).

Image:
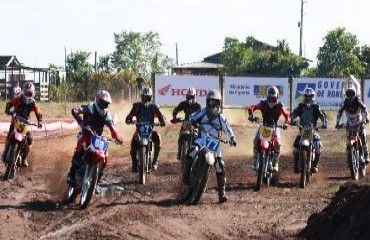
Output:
[{"xmin": 0, "ymin": 124, "xmax": 369, "ymax": 240}]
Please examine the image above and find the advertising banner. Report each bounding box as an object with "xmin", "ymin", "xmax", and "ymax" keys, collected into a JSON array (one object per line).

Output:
[
  {"xmin": 363, "ymin": 79, "xmax": 370, "ymax": 108},
  {"xmin": 154, "ymin": 75, "xmax": 219, "ymax": 106},
  {"xmin": 223, "ymin": 77, "xmax": 289, "ymax": 106},
  {"xmin": 292, "ymin": 78, "xmax": 344, "ymax": 109}
]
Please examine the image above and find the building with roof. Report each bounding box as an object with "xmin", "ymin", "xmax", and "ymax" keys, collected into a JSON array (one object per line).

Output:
[{"xmin": 0, "ymin": 56, "xmax": 51, "ymax": 100}]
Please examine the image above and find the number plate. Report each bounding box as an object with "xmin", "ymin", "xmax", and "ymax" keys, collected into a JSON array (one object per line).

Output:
[
  {"xmin": 139, "ymin": 124, "xmax": 152, "ymax": 136},
  {"xmin": 92, "ymin": 135, "xmax": 108, "ymax": 152},
  {"xmin": 259, "ymin": 126, "xmax": 273, "ymax": 138}
]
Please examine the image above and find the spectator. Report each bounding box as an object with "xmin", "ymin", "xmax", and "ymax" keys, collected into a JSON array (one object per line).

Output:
[{"xmin": 136, "ymin": 72, "xmax": 145, "ymax": 93}]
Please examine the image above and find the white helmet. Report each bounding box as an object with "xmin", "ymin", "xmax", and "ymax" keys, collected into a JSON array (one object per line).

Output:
[{"xmin": 94, "ymin": 90, "xmax": 112, "ymax": 116}]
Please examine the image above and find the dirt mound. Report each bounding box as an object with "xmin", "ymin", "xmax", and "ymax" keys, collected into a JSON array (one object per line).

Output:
[{"xmin": 299, "ymin": 183, "xmax": 370, "ymax": 240}]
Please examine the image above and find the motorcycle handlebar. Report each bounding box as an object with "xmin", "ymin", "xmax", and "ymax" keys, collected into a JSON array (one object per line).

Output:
[
  {"xmin": 127, "ymin": 120, "xmax": 161, "ymax": 126},
  {"xmin": 251, "ymin": 117, "xmax": 288, "ymax": 130}
]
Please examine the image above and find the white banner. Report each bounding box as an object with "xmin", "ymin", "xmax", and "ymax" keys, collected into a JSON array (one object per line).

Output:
[
  {"xmin": 292, "ymin": 78, "xmax": 344, "ymax": 109},
  {"xmin": 223, "ymin": 77, "xmax": 289, "ymax": 106},
  {"xmin": 154, "ymin": 75, "xmax": 219, "ymax": 106},
  {"xmin": 363, "ymin": 79, "xmax": 370, "ymax": 108}
]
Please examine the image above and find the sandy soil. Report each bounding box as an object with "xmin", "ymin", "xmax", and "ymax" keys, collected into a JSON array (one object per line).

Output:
[{"xmin": 0, "ymin": 124, "xmax": 368, "ymax": 240}]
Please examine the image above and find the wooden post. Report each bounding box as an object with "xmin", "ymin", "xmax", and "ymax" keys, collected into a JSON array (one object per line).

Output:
[{"xmin": 4, "ymin": 66, "xmax": 7, "ymax": 101}]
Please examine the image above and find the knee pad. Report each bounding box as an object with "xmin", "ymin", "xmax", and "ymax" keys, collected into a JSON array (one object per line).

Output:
[{"xmin": 188, "ymin": 146, "xmax": 199, "ymax": 159}]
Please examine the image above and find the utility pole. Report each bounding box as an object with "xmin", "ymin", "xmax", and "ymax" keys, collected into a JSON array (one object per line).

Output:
[
  {"xmin": 298, "ymin": 0, "xmax": 304, "ymax": 57},
  {"xmin": 175, "ymin": 43, "xmax": 179, "ymax": 65}
]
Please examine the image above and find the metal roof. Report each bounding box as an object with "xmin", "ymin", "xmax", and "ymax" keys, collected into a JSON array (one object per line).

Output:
[{"xmin": 172, "ymin": 61, "xmax": 223, "ymax": 69}]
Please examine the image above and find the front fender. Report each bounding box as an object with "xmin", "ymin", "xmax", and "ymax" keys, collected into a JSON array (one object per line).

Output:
[
  {"xmin": 300, "ymin": 139, "xmax": 310, "ymax": 147},
  {"xmin": 260, "ymin": 140, "xmax": 269, "ymax": 150}
]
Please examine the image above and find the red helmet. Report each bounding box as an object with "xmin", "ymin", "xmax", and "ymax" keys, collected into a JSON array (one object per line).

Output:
[
  {"xmin": 186, "ymin": 87, "xmax": 196, "ymax": 102},
  {"xmin": 94, "ymin": 90, "xmax": 112, "ymax": 116},
  {"xmin": 266, "ymin": 86, "xmax": 279, "ymax": 108},
  {"xmin": 13, "ymin": 85, "xmax": 22, "ymax": 97},
  {"xmin": 22, "ymin": 82, "xmax": 35, "ymax": 99}
]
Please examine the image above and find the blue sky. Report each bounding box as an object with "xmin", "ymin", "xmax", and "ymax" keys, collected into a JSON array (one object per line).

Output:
[{"xmin": 1, "ymin": 0, "xmax": 369, "ymax": 68}]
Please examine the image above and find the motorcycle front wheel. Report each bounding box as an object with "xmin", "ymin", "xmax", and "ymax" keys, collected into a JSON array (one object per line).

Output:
[
  {"xmin": 349, "ymin": 146, "xmax": 359, "ymax": 180},
  {"xmin": 255, "ymin": 152, "xmax": 265, "ymax": 191},
  {"xmin": 80, "ymin": 164, "xmax": 99, "ymax": 209},
  {"xmin": 299, "ymin": 147, "xmax": 309, "ymax": 188},
  {"xmin": 138, "ymin": 146, "xmax": 148, "ymax": 185},
  {"xmin": 188, "ymin": 160, "xmax": 211, "ymax": 205},
  {"xmin": 4, "ymin": 143, "xmax": 22, "ymax": 180},
  {"xmin": 64, "ymin": 186, "xmax": 78, "ymax": 204}
]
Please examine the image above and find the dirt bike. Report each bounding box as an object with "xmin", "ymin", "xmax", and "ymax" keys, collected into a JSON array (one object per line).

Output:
[
  {"xmin": 296, "ymin": 123, "xmax": 319, "ymax": 188},
  {"xmin": 4, "ymin": 114, "xmax": 38, "ymax": 180},
  {"xmin": 338, "ymin": 120, "xmax": 367, "ymax": 180},
  {"xmin": 250, "ymin": 117, "xmax": 287, "ymax": 191},
  {"xmin": 171, "ymin": 118, "xmax": 198, "ymax": 175},
  {"xmin": 64, "ymin": 129, "xmax": 116, "ymax": 209},
  {"xmin": 128, "ymin": 120, "xmax": 160, "ymax": 185},
  {"xmin": 186, "ymin": 130, "xmax": 233, "ymax": 205}
]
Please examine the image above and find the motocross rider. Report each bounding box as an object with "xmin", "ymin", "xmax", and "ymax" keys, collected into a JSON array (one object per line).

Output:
[
  {"xmin": 2, "ymin": 82, "xmax": 43, "ymax": 167},
  {"xmin": 336, "ymin": 86, "xmax": 369, "ymax": 165},
  {"xmin": 183, "ymin": 89, "xmax": 236, "ymax": 204},
  {"xmin": 247, "ymin": 86, "xmax": 290, "ymax": 173},
  {"xmin": 125, "ymin": 87, "xmax": 166, "ymax": 172},
  {"xmin": 171, "ymin": 87, "xmax": 201, "ymax": 160},
  {"xmin": 291, "ymin": 88, "xmax": 327, "ymax": 173},
  {"xmin": 67, "ymin": 90, "xmax": 123, "ymax": 186}
]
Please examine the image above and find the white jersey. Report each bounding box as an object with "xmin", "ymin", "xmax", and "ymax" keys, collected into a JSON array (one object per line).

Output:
[{"xmin": 190, "ymin": 108, "xmax": 235, "ymax": 142}]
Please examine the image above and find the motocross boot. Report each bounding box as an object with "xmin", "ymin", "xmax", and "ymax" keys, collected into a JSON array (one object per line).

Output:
[
  {"xmin": 293, "ymin": 148, "xmax": 299, "ymax": 173},
  {"xmin": 1, "ymin": 139, "xmax": 10, "ymax": 163},
  {"xmin": 312, "ymin": 153, "xmax": 320, "ymax": 173},
  {"xmin": 176, "ymin": 140, "xmax": 181, "ymax": 160},
  {"xmin": 98, "ymin": 166, "xmax": 105, "ymax": 184},
  {"xmin": 271, "ymin": 156, "xmax": 279, "ymax": 172},
  {"xmin": 67, "ymin": 151, "xmax": 83, "ymax": 186},
  {"xmin": 250, "ymin": 148, "xmax": 258, "ymax": 171},
  {"xmin": 152, "ymin": 143, "xmax": 160, "ymax": 171},
  {"xmin": 130, "ymin": 150, "xmax": 138, "ymax": 172},
  {"xmin": 182, "ymin": 155, "xmax": 193, "ymax": 186},
  {"xmin": 216, "ymin": 173, "xmax": 228, "ymax": 204},
  {"xmin": 21, "ymin": 144, "xmax": 31, "ymax": 167},
  {"xmin": 363, "ymin": 145, "xmax": 369, "ymax": 165}
]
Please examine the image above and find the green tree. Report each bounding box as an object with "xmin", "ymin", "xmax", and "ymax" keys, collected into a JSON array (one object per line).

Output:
[
  {"xmin": 97, "ymin": 55, "xmax": 112, "ymax": 73},
  {"xmin": 220, "ymin": 37, "xmax": 308, "ymax": 76},
  {"xmin": 359, "ymin": 45, "xmax": 370, "ymax": 78},
  {"xmin": 317, "ymin": 27, "xmax": 365, "ymax": 77},
  {"xmin": 66, "ymin": 51, "xmax": 93, "ymax": 100},
  {"xmin": 111, "ymin": 30, "xmax": 163, "ymax": 78}
]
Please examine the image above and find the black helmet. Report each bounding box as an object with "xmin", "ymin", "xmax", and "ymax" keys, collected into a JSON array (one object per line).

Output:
[
  {"xmin": 303, "ymin": 88, "xmax": 315, "ymax": 107},
  {"xmin": 141, "ymin": 87, "xmax": 153, "ymax": 104},
  {"xmin": 266, "ymin": 86, "xmax": 279, "ymax": 108}
]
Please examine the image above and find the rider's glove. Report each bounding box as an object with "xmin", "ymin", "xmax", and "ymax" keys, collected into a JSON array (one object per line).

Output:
[
  {"xmin": 282, "ymin": 124, "xmax": 288, "ymax": 130},
  {"xmin": 321, "ymin": 124, "xmax": 328, "ymax": 129},
  {"xmin": 248, "ymin": 115, "xmax": 254, "ymax": 122},
  {"xmin": 160, "ymin": 121, "xmax": 166, "ymax": 127},
  {"xmin": 366, "ymin": 118, "xmax": 370, "ymax": 124},
  {"xmin": 170, "ymin": 118, "xmax": 176, "ymax": 124},
  {"xmin": 37, "ymin": 121, "xmax": 43, "ymax": 129},
  {"xmin": 291, "ymin": 119, "xmax": 299, "ymax": 126},
  {"xmin": 115, "ymin": 136, "xmax": 123, "ymax": 145},
  {"xmin": 5, "ymin": 109, "xmax": 10, "ymax": 115},
  {"xmin": 335, "ymin": 122, "xmax": 340, "ymax": 129},
  {"xmin": 125, "ymin": 119, "xmax": 132, "ymax": 124},
  {"xmin": 230, "ymin": 136, "xmax": 237, "ymax": 147}
]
